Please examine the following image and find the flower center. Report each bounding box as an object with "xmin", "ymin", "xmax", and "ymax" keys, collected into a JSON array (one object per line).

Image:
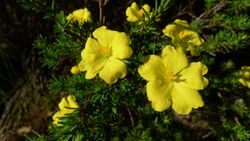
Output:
[
  {"xmin": 99, "ymin": 46, "xmax": 111, "ymax": 57},
  {"xmin": 164, "ymin": 68, "xmax": 176, "ymax": 81},
  {"xmin": 179, "ymin": 30, "xmax": 188, "ymax": 39}
]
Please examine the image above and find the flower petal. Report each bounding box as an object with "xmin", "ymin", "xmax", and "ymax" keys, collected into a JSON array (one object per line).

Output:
[
  {"xmin": 179, "ymin": 30, "xmax": 203, "ymax": 46},
  {"xmin": 99, "ymin": 57, "xmax": 127, "ymax": 84},
  {"xmin": 58, "ymin": 97, "xmax": 68, "ymax": 111},
  {"xmin": 81, "ymin": 37, "xmax": 100, "ymax": 58},
  {"xmin": 71, "ymin": 66, "xmax": 80, "ymax": 74},
  {"xmin": 112, "ymin": 32, "xmax": 132, "ymax": 59},
  {"xmin": 138, "ymin": 55, "xmax": 166, "ymax": 81},
  {"xmin": 161, "ymin": 46, "xmax": 188, "ymax": 74},
  {"xmin": 162, "ymin": 24, "xmax": 178, "ymax": 38},
  {"xmin": 52, "ymin": 111, "xmax": 64, "ymax": 125},
  {"xmin": 79, "ymin": 37, "xmax": 107, "ymax": 79},
  {"xmin": 126, "ymin": 2, "xmax": 141, "ymax": 22},
  {"xmin": 142, "ymin": 4, "xmax": 151, "ymax": 13},
  {"xmin": 172, "ymin": 83, "xmax": 204, "ymax": 115},
  {"xmin": 162, "ymin": 19, "xmax": 190, "ymax": 41},
  {"xmin": 174, "ymin": 19, "xmax": 190, "ymax": 27},
  {"xmin": 179, "ymin": 62, "xmax": 208, "ymax": 90},
  {"xmin": 126, "ymin": 8, "xmax": 140, "ymax": 22},
  {"xmin": 93, "ymin": 26, "xmax": 117, "ymax": 47},
  {"xmin": 146, "ymin": 80, "xmax": 172, "ymax": 112},
  {"xmin": 67, "ymin": 95, "xmax": 79, "ymax": 109}
]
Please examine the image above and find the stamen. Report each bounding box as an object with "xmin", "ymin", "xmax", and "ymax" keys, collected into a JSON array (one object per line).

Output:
[{"xmin": 164, "ymin": 68, "xmax": 175, "ymax": 81}]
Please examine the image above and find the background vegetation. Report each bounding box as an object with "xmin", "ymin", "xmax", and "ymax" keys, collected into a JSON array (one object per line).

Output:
[{"xmin": 0, "ymin": 0, "xmax": 250, "ymax": 140}]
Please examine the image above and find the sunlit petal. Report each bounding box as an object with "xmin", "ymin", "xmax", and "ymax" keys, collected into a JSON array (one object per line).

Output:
[
  {"xmin": 99, "ymin": 57, "xmax": 127, "ymax": 84},
  {"xmin": 67, "ymin": 95, "xmax": 79, "ymax": 109},
  {"xmin": 138, "ymin": 55, "xmax": 166, "ymax": 81},
  {"xmin": 146, "ymin": 80, "xmax": 172, "ymax": 112},
  {"xmin": 161, "ymin": 46, "xmax": 188, "ymax": 74},
  {"xmin": 172, "ymin": 83, "xmax": 204, "ymax": 115},
  {"xmin": 112, "ymin": 32, "xmax": 132, "ymax": 59},
  {"xmin": 58, "ymin": 97, "xmax": 68, "ymax": 111},
  {"xmin": 93, "ymin": 26, "xmax": 117, "ymax": 47},
  {"xmin": 179, "ymin": 62, "xmax": 209, "ymax": 90}
]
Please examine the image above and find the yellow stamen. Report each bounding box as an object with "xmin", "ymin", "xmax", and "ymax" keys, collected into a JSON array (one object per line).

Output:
[{"xmin": 164, "ymin": 68, "xmax": 176, "ymax": 81}]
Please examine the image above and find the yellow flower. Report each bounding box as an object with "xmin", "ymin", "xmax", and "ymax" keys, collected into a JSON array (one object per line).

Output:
[
  {"xmin": 239, "ymin": 66, "xmax": 250, "ymax": 88},
  {"xmin": 66, "ymin": 8, "xmax": 91, "ymax": 25},
  {"xmin": 162, "ymin": 19, "xmax": 204, "ymax": 55},
  {"xmin": 77, "ymin": 26, "xmax": 132, "ymax": 84},
  {"xmin": 138, "ymin": 46, "xmax": 208, "ymax": 115},
  {"xmin": 52, "ymin": 95, "xmax": 79, "ymax": 125},
  {"xmin": 126, "ymin": 2, "xmax": 151, "ymax": 22}
]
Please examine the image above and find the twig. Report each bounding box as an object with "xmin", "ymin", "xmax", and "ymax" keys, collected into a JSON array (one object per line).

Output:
[
  {"xmin": 195, "ymin": 0, "xmax": 228, "ymax": 21},
  {"xmin": 99, "ymin": 0, "xmax": 108, "ymax": 25},
  {"xmin": 124, "ymin": 103, "xmax": 134, "ymax": 126}
]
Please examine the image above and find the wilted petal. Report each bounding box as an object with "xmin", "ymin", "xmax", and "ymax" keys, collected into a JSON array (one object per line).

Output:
[
  {"xmin": 146, "ymin": 80, "xmax": 172, "ymax": 112},
  {"xmin": 138, "ymin": 55, "xmax": 166, "ymax": 81},
  {"xmin": 161, "ymin": 46, "xmax": 188, "ymax": 74},
  {"xmin": 172, "ymin": 83, "xmax": 204, "ymax": 115},
  {"xmin": 99, "ymin": 57, "xmax": 127, "ymax": 84},
  {"xmin": 179, "ymin": 62, "xmax": 208, "ymax": 90},
  {"xmin": 112, "ymin": 32, "xmax": 132, "ymax": 59}
]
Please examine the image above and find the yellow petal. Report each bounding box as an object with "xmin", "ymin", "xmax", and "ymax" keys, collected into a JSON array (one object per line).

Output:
[
  {"xmin": 66, "ymin": 14, "xmax": 73, "ymax": 22},
  {"xmin": 161, "ymin": 46, "xmax": 188, "ymax": 74},
  {"xmin": 52, "ymin": 111, "xmax": 65, "ymax": 125},
  {"xmin": 172, "ymin": 83, "xmax": 204, "ymax": 115},
  {"xmin": 126, "ymin": 7, "xmax": 140, "ymax": 22},
  {"xmin": 67, "ymin": 95, "xmax": 79, "ymax": 109},
  {"xmin": 112, "ymin": 32, "xmax": 132, "ymax": 59},
  {"xmin": 142, "ymin": 4, "xmax": 151, "ymax": 13},
  {"xmin": 179, "ymin": 30, "xmax": 203, "ymax": 46},
  {"xmin": 130, "ymin": 2, "xmax": 140, "ymax": 11},
  {"xmin": 52, "ymin": 111, "xmax": 64, "ymax": 121},
  {"xmin": 138, "ymin": 55, "xmax": 166, "ymax": 81},
  {"xmin": 93, "ymin": 26, "xmax": 117, "ymax": 47},
  {"xmin": 174, "ymin": 19, "xmax": 190, "ymax": 27},
  {"xmin": 99, "ymin": 57, "xmax": 127, "ymax": 84},
  {"xmin": 79, "ymin": 37, "xmax": 108, "ymax": 79},
  {"xmin": 179, "ymin": 62, "xmax": 208, "ymax": 90},
  {"xmin": 81, "ymin": 37, "xmax": 101, "ymax": 58},
  {"xmin": 83, "ymin": 55, "xmax": 107, "ymax": 79},
  {"xmin": 58, "ymin": 97, "xmax": 69, "ymax": 111},
  {"xmin": 146, "ymin": 80, "xmax": 172, "ymax": 112},
  {"xmin": 162, "ymin": 24, "xmax": 178, "ymax": 38},
  {"xmin": 82, "ymin": 8, "xmax": 91, "ymax": 22},
  {"xmin": 126, "ymin": 2, "xmax": 148, "ymax": 22},
  {"xmin": 162, "ymin": 19, "xmax": 189, "ymax": 39},
  {"xmin": 71, "ymin": 66, "xmax": 80, "ymax": 74}
]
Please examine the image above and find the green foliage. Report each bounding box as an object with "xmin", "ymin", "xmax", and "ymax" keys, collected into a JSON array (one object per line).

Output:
[{"xmin": 222, "ymin": 120, "xmax": 250, "ymax": 141}]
